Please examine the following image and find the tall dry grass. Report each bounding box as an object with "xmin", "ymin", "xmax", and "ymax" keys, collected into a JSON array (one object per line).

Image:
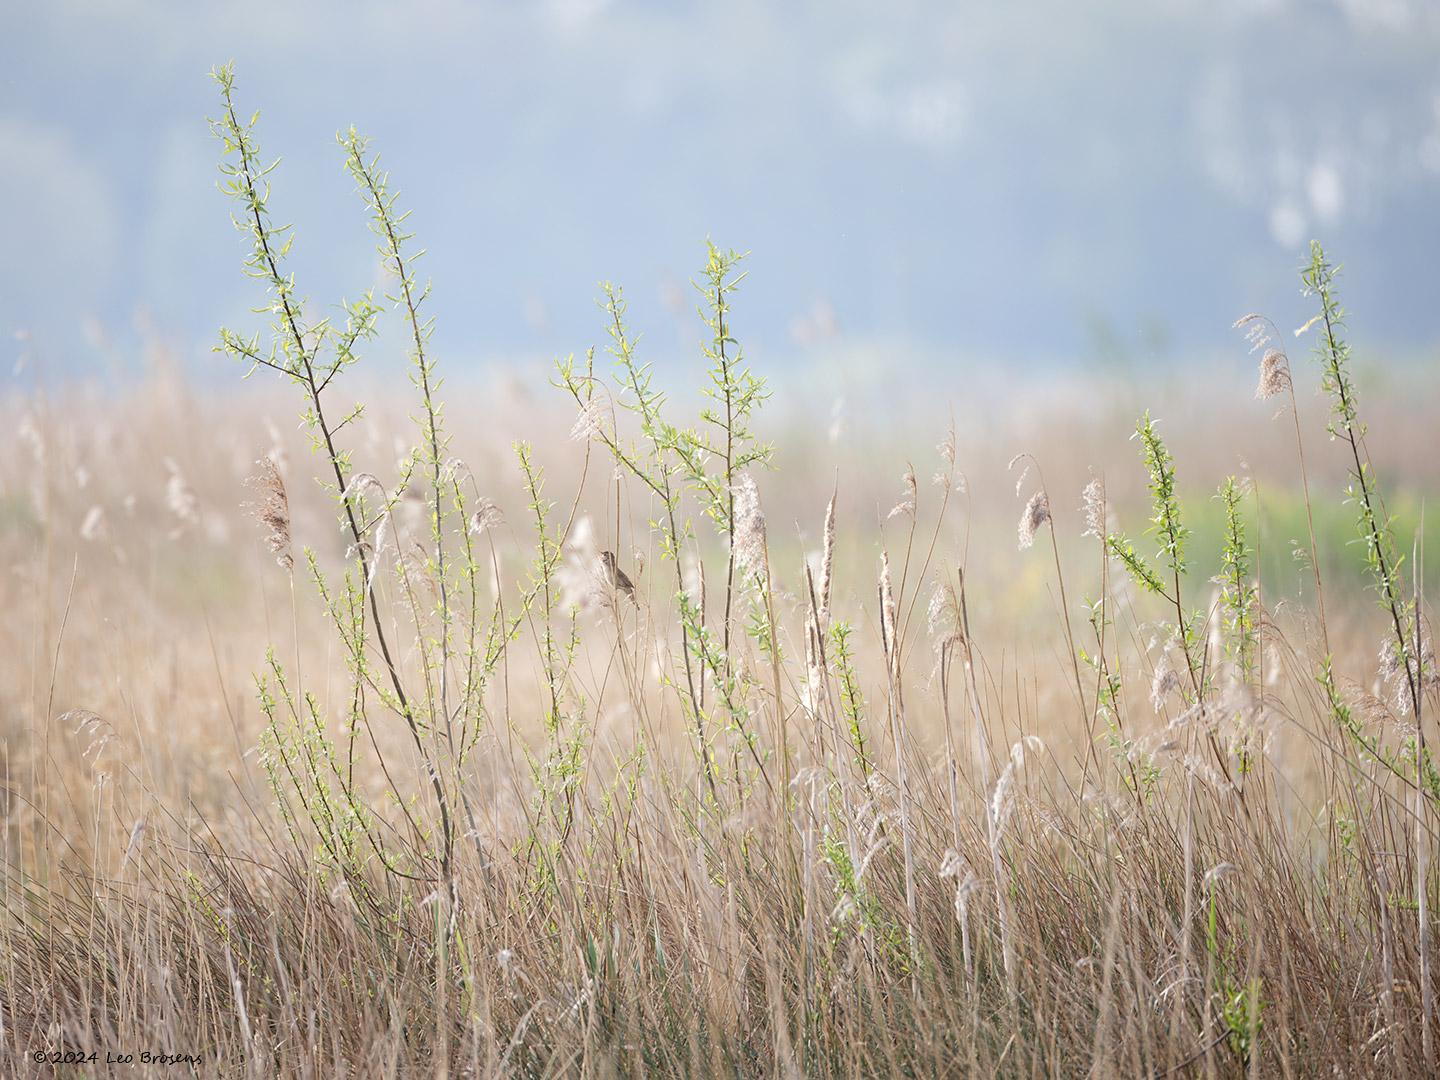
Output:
[{"xmin": 1, "ymin": 68, "xmax": 1438, "ymax": 1078}]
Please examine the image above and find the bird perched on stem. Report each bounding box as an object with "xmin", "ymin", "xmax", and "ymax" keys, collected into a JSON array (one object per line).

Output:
[{"xmin": 599, "ymin": 550, "xmax": 637, "ymax": 602}]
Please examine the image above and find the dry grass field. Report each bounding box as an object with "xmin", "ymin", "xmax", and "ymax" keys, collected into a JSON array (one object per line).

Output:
[{"xmin": 2, "ymin": 68, "xmax": 1439, "ymax": 1078}]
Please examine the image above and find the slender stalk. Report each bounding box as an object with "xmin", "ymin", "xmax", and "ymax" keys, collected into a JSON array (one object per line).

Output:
[
  {"xmin": 1305, "ymin": 243, "xmax": 1419, "ymax": 717},
  {"xmin": 212, "ymin": 68, "xmax": 454, "ymax": 876},
  {"xmin": 1416, "ymin": 523, "xmax": 1433, "ymax": 1060},
  {"xmin": 343, "ymin": 131, "xmax": 455, "ymax": 742}
]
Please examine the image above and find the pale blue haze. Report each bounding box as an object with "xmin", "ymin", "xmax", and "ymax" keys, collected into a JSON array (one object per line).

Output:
[{"xmin": 2, "ymin": 0, "xmax": 1438, "ymax": 380}]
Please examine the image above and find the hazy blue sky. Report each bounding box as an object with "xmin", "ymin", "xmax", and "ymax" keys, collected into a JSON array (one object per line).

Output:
[{"xmin": 3, "ymin": 0, "xmax": 1438, "ymax": 381}]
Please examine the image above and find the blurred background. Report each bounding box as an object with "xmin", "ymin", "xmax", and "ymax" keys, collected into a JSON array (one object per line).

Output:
[{"xmin": 4, "ymin": 0, "xmax": 1439, "ymax": 390}]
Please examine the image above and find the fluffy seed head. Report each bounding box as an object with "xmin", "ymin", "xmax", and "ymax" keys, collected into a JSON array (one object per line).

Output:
[
  {"xmin": 468, "ymin": 498, "xmax": 504, "ymax": 535},
  {"xmin": 569, "ymin": 395, "xmax": 606, "ymax": 443},
  {"xmin": 1202, "ymin": 862, "xmax": 1239, "ymax": 892},
  {"xmin": 1234, "ymin": 313, "xmax": 1273, "ymax": 352},
  {"xmin": 1017, "ymin": 491, "xmax": 1050, "ymax": 550},
  {"xmin": 879, "ymin": 551, "xmax": 898, "ymax": 657},
  {"xmin": 936, "ymin": 426, "xmax": 957, "ymax": 492},
  {"xmin": 926, "ymin": 582, "xmax": 948, "ymax": 639},
  {"xmin": 1011, "ymin": 459, "xmax": 1030, "ymax": 498},
  {"xmin": 888, "ymin": 467, "xmax": 917, "ymax": 520},
  {"xmin": 1080, "ymin": 477, "xmax": 1106, "ymax": 539},
  {"xmin": 340, "ymin": 473, "xmax": 392, "ymax": 593},
  {"xmin": 818, "ymin": 488, "xmax": 836, "ymax": 624},
  {"xmin": 927, "ymin": 580, "xmax": 964, "ymax": 653},
  {"xmin": 1151, "ymin": 659, "xmax": 1181, "ymax": 713},
  {"xmin": 246, "ymin": 456, "xmax": 292, "ymax": 571},
  {"xmin": 340, "ymin": 471, "xmax": 387, "ymax": 505},
  {"xmin": 990, "ymin": 736, "xmax": 1044, "ymax": 840},
  {"xmin": 732, "ymin": 473, "xmax": 767, "ymax": 580},
  {"xmin": 1256, "ymin": 347, "xmax": 1291, "ymax": 399}
]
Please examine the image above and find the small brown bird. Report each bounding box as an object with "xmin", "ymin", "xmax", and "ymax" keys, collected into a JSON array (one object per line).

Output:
[{"xmin": 599, "ymin": 550, "xmax": 637, "ymax": 602}]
